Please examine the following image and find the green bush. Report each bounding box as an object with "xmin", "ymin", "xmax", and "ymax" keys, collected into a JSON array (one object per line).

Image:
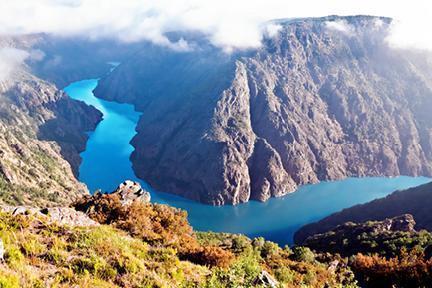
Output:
[{"xmin": 291, "ymin": 246, "xmax": 315, "ymax": 263}]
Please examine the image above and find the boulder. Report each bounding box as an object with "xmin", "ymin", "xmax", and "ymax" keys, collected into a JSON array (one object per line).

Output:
[
  {"xmin": 40, "ymin": 207, "xmax": 99, "ymax": 227},
  {"xmin": 114, "ymin": 180, "xmax": 151, "ymax": 205}
]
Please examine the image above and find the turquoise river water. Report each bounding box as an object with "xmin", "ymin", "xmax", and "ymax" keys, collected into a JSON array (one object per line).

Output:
[{"xmin": 64, "ymin": 77, "xmax": 432, "ymax": 245}]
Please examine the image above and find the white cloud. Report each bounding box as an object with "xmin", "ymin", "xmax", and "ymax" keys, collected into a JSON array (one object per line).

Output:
[
  {"xmin": 0, "ymin": 0, "xmax": 431, "ymax": 52},
  {"xmin": 325, "ymin": 20, "xmax": 355, "ymax": 36},
  {"xmin": 29, "ymin": 49, "xmax": 46, "ymax": 62},
  {"xmin": 0, "ymin": 48, "xmax": 29, "ymax": 81},
  {"xmin": 264, "ymin": 23, "xmax": 282, "ymax": 38}
]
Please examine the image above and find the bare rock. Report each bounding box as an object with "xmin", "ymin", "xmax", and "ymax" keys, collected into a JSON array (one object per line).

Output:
[
  {"xmin": 40, "ymin": 207, "xmax": 99, "ymax": 227},
  {"xmin": 0, "ymin": 205, "xmax": 99, "ymax": 227},
  {"xmin": 386, "ymin": 214, "xmax": 416, "ymax": 232},
  {"xmin": 114, "ymin": 180, "xmax": 151, "ymax": 205},
  {"xmin": 253, "ymin": 270, "xmax": 279, "ymax": 288}
]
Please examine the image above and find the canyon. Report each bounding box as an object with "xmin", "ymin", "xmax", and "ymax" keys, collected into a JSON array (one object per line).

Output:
[{"xmin": 95, "ymin": 15, "xmax": 432, "ymax": 205}]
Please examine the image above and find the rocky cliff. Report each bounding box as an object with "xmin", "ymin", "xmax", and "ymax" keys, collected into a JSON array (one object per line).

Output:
[
  {"xmin": 0, "ymin": 44, "xmax": 102, "ymax": 206},
  {"xmin": 95, "ymin": 15, "xmax": 432, "ymax": 205}
]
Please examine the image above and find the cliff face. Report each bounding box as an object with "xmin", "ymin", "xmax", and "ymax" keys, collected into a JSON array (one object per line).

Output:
[
  {"xmin": 0, "ymin": 58, "xmax": 102, "ymax": 206},
  {"xmin": 294, "ymin": 181, "xmax": 432, "ymax": 244},
  {"xmin": 95, "ymin": 15, "xmax": 432, "ymax": 205}
]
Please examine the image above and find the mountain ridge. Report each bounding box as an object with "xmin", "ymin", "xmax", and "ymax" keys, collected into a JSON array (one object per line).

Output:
[
  {"xmin": 95, "ymin": 15, "xmax": 432, "ymax": 205},
  {"xmin": 294, "ymin": 181, "xmax": 432, "ymax": 244}
]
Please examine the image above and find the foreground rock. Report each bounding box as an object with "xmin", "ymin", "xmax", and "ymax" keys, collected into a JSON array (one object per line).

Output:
[
  {"xmin": 96, "ymin": 15, "xmax": 432, "ymax": 205},
  {"xmin": 114, "ymin": 180, "xmax": 151, "ymax": 205},
  {"xmin": 0, "ymin": 205, "xmax": 99, "ymax": 227},
  {"xmin": 73, "ymin": 180, "xmax": 151, "ymax": 217},
  {"xmin": 253, "ymin": 270, "xmax": 279, "ymax": 288}
]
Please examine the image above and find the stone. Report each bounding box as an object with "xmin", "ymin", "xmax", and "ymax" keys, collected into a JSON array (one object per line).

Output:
[
  {"xmin": 40, "ymin": 207, "xmax": 99, "ymax": 227},
  {"xmin": 0, "ymin": 205, "xmax": 99, "ymax": 227},
  {"xmin": 253, "ymin": 270, "xmax": 279, "ymax": 288},
  {"xmin": 114, "ymin": 180, "xmax": 151, "ymax": 205}
]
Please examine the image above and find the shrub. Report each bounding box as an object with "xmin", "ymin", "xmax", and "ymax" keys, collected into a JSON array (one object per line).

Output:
[
  {"xmin": 350, "ymin": 252, "xmax": 432, "ymax": 287},
  {"xmin": 183, "ymin": 246, "xmax": 234, "ymax": 268},
  {"xmin": 291, "ymin": 246, "xmax": 315, "ymax": 263},
  {"xmin": 0, "ymin": 271, "xmax": 20, "ymax": 288},
  {"xmin": 5, "ymin": 246, "xmax": 24, "ymax": 268}
]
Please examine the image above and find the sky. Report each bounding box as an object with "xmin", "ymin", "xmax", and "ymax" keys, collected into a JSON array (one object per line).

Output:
[
  {"xmin": 0, "ymin": 0, "xmax": 431, "ymax": 80},
  {"xmin": 0, "ymin": 0, "xmax": 430, "ymax": 51}
]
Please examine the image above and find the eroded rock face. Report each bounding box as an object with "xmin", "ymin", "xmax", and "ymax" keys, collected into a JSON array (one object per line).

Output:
[
  {"xmin": 0, "ymin": 68, "xmax": 101, "ymax": 206},
  {"xmin": 95, "ymin": 16, "xmax": 432, "ymax": 205}
]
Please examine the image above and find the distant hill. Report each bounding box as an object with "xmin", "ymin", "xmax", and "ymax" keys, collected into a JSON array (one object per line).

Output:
[{"xmin": 294, "ymin": 181, "xmax": 432, "ymax": 244}]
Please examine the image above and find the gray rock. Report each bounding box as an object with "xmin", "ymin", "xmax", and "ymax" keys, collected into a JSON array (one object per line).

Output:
[
  {"xmin": 114, "ymin": 180, "xmax": 151, "ymax": 205},
  {"xmin": 0, "ymin": 205, "xmax": 99, "ymax": 227},
  {"xmin": 253, "ymin": 270, "xmax": 279, "ymax": 288},
  {"xmin": 40, "ymin": 207, "xmax": 99, "ymax": 227}
]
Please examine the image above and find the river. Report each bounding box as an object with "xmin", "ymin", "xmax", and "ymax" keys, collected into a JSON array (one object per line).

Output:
[{"xmin": 65, "ymin": 77, "xmax": 432, "ymax": 245}]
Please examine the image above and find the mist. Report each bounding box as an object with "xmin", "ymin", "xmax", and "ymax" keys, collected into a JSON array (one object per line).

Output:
[
  {"xmin": 0, "ymin": 0, "xmax": 431, "ymax": 52},
  {"xmin": 0, "ymin": 48, "xmax": 29, "ymax": 81}
]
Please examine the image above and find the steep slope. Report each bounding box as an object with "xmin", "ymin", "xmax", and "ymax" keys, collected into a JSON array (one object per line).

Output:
[
  {"xmin": 0, "ymin": 52, "xmax": 102, "ymax": 206},
  {"xmin": 0, "ymin": 191, "xmax": 357, "ymax": 288},
  {"xmin": 95, "ymin": 15, "xmax": 432, "ymax": 205},
  {"xmin": 294, "ymin": 181, "xmax": 432, "ymax": 244}
]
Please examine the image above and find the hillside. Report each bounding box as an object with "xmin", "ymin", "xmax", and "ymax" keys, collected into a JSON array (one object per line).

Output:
[
  {"xmin": 2, "ymin": 185, "xmax": 432, "ymax": 287},
  {"xmin": 0, "ymin": 38, "xmax": 103, "ymax": 206},
  {"xmin": 0, "ymin": 189, "xmax": 357, "ymax": 288},
  {"xmin": 300, "ymin": 214, "xmax": 432, "ymax": 287},
  {"xmin": 294, "ymin": 181, "xmax": 432, "ymax": 244},
  {"xmin": 95, "ymin": 15, "xmax": 432, "ymax": 205}
]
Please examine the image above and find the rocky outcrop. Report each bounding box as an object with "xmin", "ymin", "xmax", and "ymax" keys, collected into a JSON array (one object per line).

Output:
[
  {"xmin": 95, "ymin": 15, "xmax": 432, "ymax": 205},
  {"xmin": 253, "ymin": 270, "xmax": 279, "ymax": 288},
  {"xmin": 114, "ymin": 180, "xmax": 151, "ymax": 205},
  {"xmin": 0, "ymin": 205, "xmax": 99, "ymax": 227},
  {"xmin": 294, "ymin": 182, "xmax": 432, "ymax": 244},
  {"xmin": 74, "ymin": 181, "xmax": 151, "ymax": 215}
]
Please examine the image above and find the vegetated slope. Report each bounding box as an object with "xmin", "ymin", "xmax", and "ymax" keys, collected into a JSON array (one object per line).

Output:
[
  {"xmin": 95, "ymin": 15, "xmax": 432, "ymax": 205},
  {"xmin": 0, "ymin": 193, "xmax": 358, "ymax": 288},
  {"xmin": 301, "ymin": 214, "xmax": 432, "ymax": 288},
  {"xmin": 3, "ymin": 186, "xmax": 432, "ymax": 287},
  {"xmin": 0, "ymin": 41, "xmax": 102, "ymax": 206},
  {"xmin": 294, "ymin": 181, "xmax": 432, "ymax": 244}
]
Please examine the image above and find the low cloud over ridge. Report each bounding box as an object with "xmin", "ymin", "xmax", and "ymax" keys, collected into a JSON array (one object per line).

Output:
[{"xmin": 0, "ymin": 0, "xmax": 431, "ymax": 52}]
